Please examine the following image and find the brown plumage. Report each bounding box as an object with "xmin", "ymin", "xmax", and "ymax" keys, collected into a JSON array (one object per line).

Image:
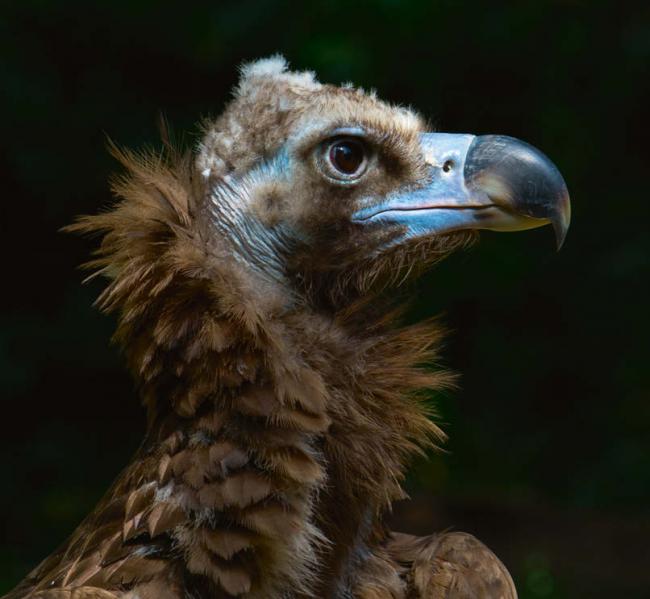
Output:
[{"xmin": 4, "ymin": 56, "xmax": 571, "ymax": 599}]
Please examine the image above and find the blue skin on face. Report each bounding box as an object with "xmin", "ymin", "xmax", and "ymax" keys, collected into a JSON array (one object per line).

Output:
[{"xmin": 353, "ymin": 133, "xmax": 495, "ymax": 242}]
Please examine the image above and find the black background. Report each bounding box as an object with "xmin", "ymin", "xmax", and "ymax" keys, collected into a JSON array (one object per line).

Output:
[{"xmin": 2, "ymin": 1, "xmax": 649, "ymax": 597}]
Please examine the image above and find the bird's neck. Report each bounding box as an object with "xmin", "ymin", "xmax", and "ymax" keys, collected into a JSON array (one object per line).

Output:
[{"xmin": 111, "ymin": 270, "xmax": 444, "ymax": 596}]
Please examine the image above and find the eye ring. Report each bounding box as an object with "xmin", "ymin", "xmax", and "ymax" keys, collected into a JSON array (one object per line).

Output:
[{"xmin": 320, "ymin": 136, "xmax": 369, "ymax": 182}]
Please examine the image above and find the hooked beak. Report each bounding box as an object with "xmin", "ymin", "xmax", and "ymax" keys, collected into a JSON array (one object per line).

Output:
[{"xmin": 354, "ymin": 133, "xmax": 571, "ymax": 249}]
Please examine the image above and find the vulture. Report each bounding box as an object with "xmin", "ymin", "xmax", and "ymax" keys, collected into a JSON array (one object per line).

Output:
[{"xmin": 4, "ymin": 57, "xmax": 570, "ymax": 599}]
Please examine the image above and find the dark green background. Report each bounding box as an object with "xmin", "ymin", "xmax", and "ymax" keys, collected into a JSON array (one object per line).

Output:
[{"xmin": 2, "ymin": 1, "xmax": 648, "ymax": 597}]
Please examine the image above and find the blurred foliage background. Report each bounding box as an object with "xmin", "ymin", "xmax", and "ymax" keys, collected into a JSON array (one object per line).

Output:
[{"xmin": 1, "ymin": 1, "xmax": 649, "ymax": 597}]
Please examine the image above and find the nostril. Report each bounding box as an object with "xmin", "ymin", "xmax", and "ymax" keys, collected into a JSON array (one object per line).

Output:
[{"xmin": 442, "ymin": 160, "xmax": 454, "ymax": 173}]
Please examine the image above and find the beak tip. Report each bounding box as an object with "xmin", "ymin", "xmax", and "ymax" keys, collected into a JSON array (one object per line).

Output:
[
  {"xmin": 553, "ymin": 191, "xmax": 571, "ymax": 251},
  {"xmin": 552, "ymin": 190, "xmax": 571, "ymax": 252}
]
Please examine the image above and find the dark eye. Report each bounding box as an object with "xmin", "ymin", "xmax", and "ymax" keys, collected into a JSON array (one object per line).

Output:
[
  {"xmin": 324, "ymin": 137, "xmax": 368, "ymax": 179},
  {"xmin": 329, "ymin": 139, "xmax": 365, "ymax": 174}
]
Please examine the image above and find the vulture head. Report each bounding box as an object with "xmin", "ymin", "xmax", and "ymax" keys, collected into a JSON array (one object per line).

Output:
[
  {"xmin": 196, "ymin": 56, "xmax": 569, "ymax": 306},
  {"xmin": 6, "ymin": 57, "xmax": 571, "ymax": 599}
]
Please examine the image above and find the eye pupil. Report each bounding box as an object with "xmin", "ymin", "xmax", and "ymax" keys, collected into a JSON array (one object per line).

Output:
[{"xmin": 329, "ymin": 140, "xmax": 364, "ymax": 175}]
